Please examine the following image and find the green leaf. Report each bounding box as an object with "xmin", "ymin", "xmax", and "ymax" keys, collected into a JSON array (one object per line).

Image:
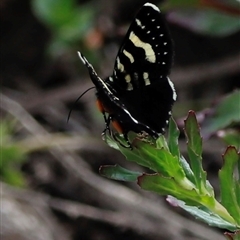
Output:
[
  {"xmin": 122, "ymin": 139, "xmax": 186, "ymax": 182},
  {"xmin": 179, "ymin": 155, "xmax": 196, "ymax": 186},
  {"xmin": 105, "ymin": 132, "xmax": 193, "ymax": 189},
  {"xmin": 114, "ymin": 139, "xmax": 157, "ymax": 171},
  {"xmin": 138, "ymin": 174, "xmax": 214, "ymax": 207},
  {"xmin": 156, "ymin": 135, "xmax": 169, "ymax": 150},
  {"xmin": 168, "ymin": 117, "xmax": 197, "ymax": 185},
  {"xmin": 168, "ymin": 117, "xmax": 180, "ymax": 158},
  {"xmin": 167, "ymin": 196, "xmax": 237, "ymax": 231},
  {"xmin": 185, "ymin": 111, "xmax": 202, "ymax": 156},
  {"xmin": 184, "ymin": 111, "xmax": 209, "ymax": 194},
  {"xmin": 99, "ymin": 164, "xmax": 141, "ymax": 182},
  {"xmin": 105, "ymin": 133, "xmax": 159, "ymax": 171},
  {"xmin": 219, "ymin": 146, "xmax": 240, "ymax": 224},
  {"xmin": 103, "ymin": 134, "xmax": 121, "ymax": 151},
  {"xmin": 202, "ymin": 90, "xmax": 240, "ymax": 137}
]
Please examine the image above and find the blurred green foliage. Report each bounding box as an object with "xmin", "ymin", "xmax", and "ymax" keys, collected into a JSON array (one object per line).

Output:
[
  {"xmin": 0, "ymin": 120, "xmax": 26, "ymax": 187},
  {"xmin": 219, "ymin": 130, "xmax": 240, "ymax": 150},
  {"xmin": 201, "ymin": 90, "xmax": 240, "ymax": 146},
  {"xmin": 162, "ymin": 0, "xmax": 240, "ymax": 36},
  {"xmin": 166, "ymin": 9, "xmax": 240, "ymax": 36},
  {"xmin": 32, "ymin": 0, "xmax": 95, "ymax": 56},
  {"xmin": 31, "ymin": 0, "xmax": 240, "ymax": 59}
]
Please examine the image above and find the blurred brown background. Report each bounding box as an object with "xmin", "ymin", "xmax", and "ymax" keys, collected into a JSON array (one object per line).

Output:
[{"xmin": 1, "ymin": 0, "xmax": 239, "ymax": 239}]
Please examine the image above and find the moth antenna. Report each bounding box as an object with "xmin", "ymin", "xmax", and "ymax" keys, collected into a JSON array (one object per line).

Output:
[{"xmin": 67, "ymin": 86, "xmax": 95, "ymax": 122}]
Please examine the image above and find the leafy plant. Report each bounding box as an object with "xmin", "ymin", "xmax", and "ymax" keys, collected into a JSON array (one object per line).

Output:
[{"xmin": 100, "ymin": 111, "xmax": 240, "ymax": 237}]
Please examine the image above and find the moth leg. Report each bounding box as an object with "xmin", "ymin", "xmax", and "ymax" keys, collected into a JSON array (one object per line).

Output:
[
  {"xmin": 112, "ymin": 132, "xmax": 132, "ymax": 149},
  {"xmin": 102, "ymin": 113, "xmax": 112, "ymax": 137},
  {"xmin": 102, "ymin": 114, "xmax": 132, "ymax": 149},
  {"xmin": 124, "ymin": 133, "xmax": 133, "ymax": 150}
]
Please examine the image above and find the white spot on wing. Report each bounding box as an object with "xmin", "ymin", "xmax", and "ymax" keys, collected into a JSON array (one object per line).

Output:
[
  {"xmin": 125, "ymin": 74, "xmax": 133, "ymax": 90},
  {"xmin": 129, "ymin": 32, "xmax": 156, "ymax": 63},
  {"xmin": 143, "ymin": 72, "xmax": 151, "ymax": 86},
  {"xmin": 116, "ymin": 57, "xmax": 124, "ymax": 72},
  {"xmin": 125, "ymin": 74, "xmax": 131, "ymax": 82},
  {"xmin": 168, "ymin": 77, "xmax": 177, "ymax": 101},
  {"xmin": 135, "ymin": 19, "xmax": 146, "ymax": 30},
  {"xmin": 123, "ymin": 49, "xmax": 134, "ymax": 63},
  {"xmin": 127, "ymin": 84, "xmax": 133, "ymax": 91},
  {"xmin": 136, "ymin": 19, "xmax": 141, "ymax": 26},
  {"xmin": 144, "ymin": 3, "xmax": 160, "ymax": 12}
]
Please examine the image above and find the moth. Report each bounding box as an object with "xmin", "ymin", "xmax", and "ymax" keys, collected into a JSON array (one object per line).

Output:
[{"xmin": 78, "ymin": 3, "xmax": 176, "ymax": 146}]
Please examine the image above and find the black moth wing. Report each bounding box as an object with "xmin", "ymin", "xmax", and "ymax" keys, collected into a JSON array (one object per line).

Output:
[
  {"xmin": 78, "ymin": 52, "xmax": 152, "ymax": 135},
  {"xmin": 112, "ymin": 3, "xmax": 173, "ymax": 90},
  {"xmin": 106, "ymin": 3, "xmax": 176, "ymax": 136}
]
